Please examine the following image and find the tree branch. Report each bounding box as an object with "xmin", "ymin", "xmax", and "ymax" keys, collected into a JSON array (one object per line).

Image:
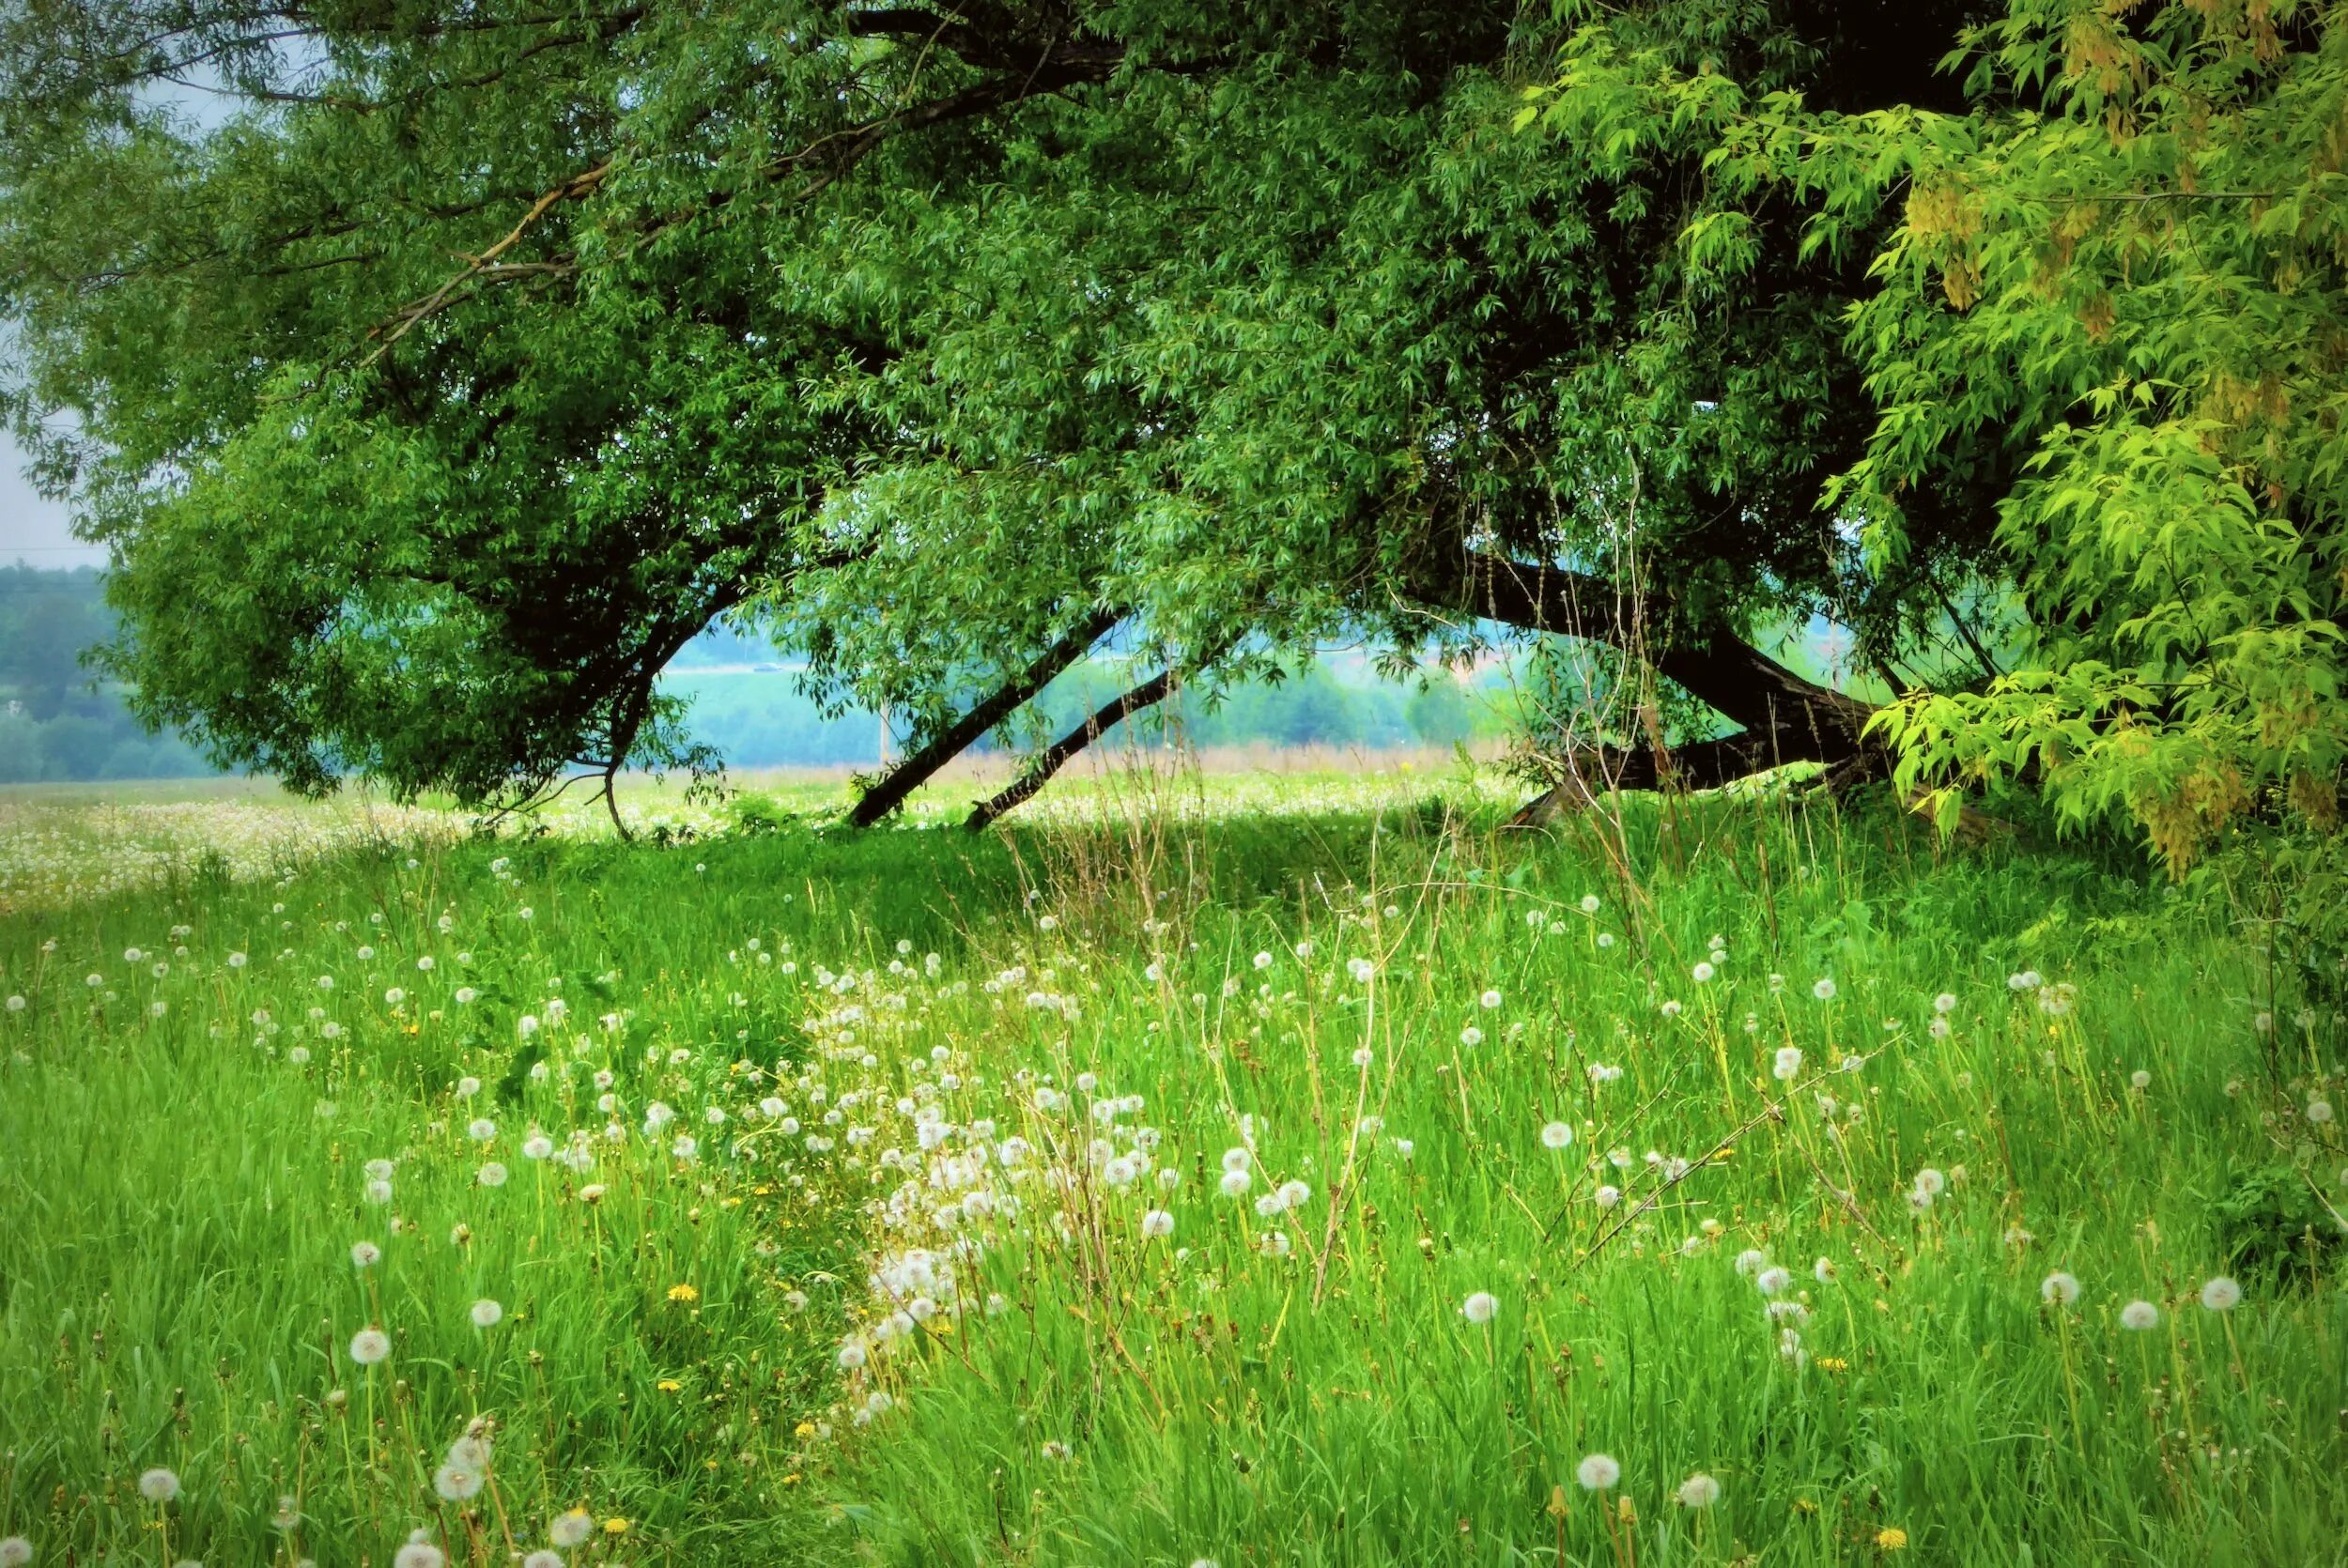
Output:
[
  {"xmin": 848, "ymin": 604, "xmax": 1123, "ymax": 825},
  {"xmin": 965, "ymin": 660, "xmax": 1178, "ymax": 832}
]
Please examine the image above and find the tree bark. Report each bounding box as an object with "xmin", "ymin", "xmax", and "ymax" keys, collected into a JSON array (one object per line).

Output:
[
  {"xmin": 965, "ymin": 664, "xmax": 1179, "ymax": 832},
  {"xmin": 1415, "ymin": 552, "xmax": 1887, "ymax": 814},
  {"xmin": 848, "ymin": 606, "xmax": 1122, "ymax": 826}
]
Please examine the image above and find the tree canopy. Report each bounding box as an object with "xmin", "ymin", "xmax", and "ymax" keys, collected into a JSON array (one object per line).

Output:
[{"xmin": 3, "ymin": 0, "xmax": 2338, "ymax": 853}]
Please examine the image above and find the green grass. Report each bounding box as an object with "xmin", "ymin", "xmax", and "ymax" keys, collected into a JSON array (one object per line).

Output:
[{"xmin": 2, "ymin": 776, "xmax": 2343, "ymax": 1566}]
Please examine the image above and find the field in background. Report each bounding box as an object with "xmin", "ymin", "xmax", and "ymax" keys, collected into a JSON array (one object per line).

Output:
[
  {"xmin": 0, "ymin": 746, "xmax": 1499, "ymax": 915},
  {"xmin": 2, "ymin": 775, "xmax": 2344, "ymax": 1565}
]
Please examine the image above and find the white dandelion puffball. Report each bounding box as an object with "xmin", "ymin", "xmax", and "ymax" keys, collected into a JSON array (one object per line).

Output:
[
  {"xmin": 2309, "ymin": 1099, "xmax": 2336, "ymax": 1125},
  {"xmin": 1933, "ymin": 992, "xmax": 1956, "ymax": 1014},
  {"xmin": 433, "ymin": 1463, "xmax": 483, "ymax": 1501},
  {"xmin": 1219, "ymin": 1168, "xmax": 1252, "ymax": 1198},
  {"xmin": 1347, "ymin": 957, "xmax": 1376, "ymax": 984},
  {"xmin": 2041, "ymin": 1271, "xmax": 2081, "ymax": 1305},
  {"xmin": 1460, "ymin": 1291, "xmax": 1499, "ymax": 1325},
  {"xmin": 349, "ymin": 1327, "xmax": 392, "ymax": 1365},
  {"xmin": 1479, "ymin": 989, "xmax": 1502, "ymax": 1009},
  {"xmin": 522, "ymin": 1134, "xmax": 554, "ymax": 1160},
  {"xmin": 1812, "ymin": 976, "xmax": 1836, "ymax": 1001},
  {"xmin": 1253, "ymin": 950, "xmax": 1274, "ymax": 970},
  {"xmin": 1460, "ymin": 1026, "xmax": 1484, "ymax": 1048},
  {"xmin": 1540, "ymin": 1121, "xmax": 1574, "ymax": 1150},
  {"xmin": 523, "ymin": 1553, "xmax": 564, "ymax": 1568},
  {"xmin": 394, "ymin": 1544, "xmax": 445, "ymax": 1568},
  {"xmin": 0, "ymin": 1534, "xmax": 32, "ymax": 1565},
  {"xmin": 1734, "ymin": 1248, "xmax": 1769, "ymax": 1277},
  {"xmin": 1141, "ymin": 1209, "xmax": 1175, "ymax": 1238},
  {"xmin": 1691, "ymin": 961, "xmax": 1715, "ymax": 983},
  {"xmin": 1676, "ymin": 1473, "xmax": 1722, "ymax": 1509},
  {"xmin": 470, "ymin": 1299, "xmax": 503, "ymax": 1329},
  {"xmin": 138, "ymin": 1468, "xmax": 181, "ymax": 1503},
  {"xmin": 1913, "ymin": 1168, "xmax": 1946, "ymax": 1197},
  {"xmin": 1594, "ymin": 1184, "xmax": 1622, "ymax": 1208},
  {"xmin": 477, "ymin": 1162, "xmax": 508, "ymax": 1188},
  {"xmin": 549, "ymin": 1512, "xmax": 595, "ymax": 1548},
  {"xmin": 1575, "ymin": 1453, "xmax": 1621, "ymax": 1490},
  {"xmin": 350, "ymin": 1241, "xmax": 381, "ymax": 1268},
  {"xmin": 1755, "ymin": 1266, "xmax": 1793, "ymax": 1297},
  {"xmin": 2120, "ymin": 1299, "xmax": 2160, "ymax": 1331},
  {"xmin": 466, "ymin": 1117, "xmax": 496, "ymax": 1142},
  {"xmin": 2199, "ymin": 1276, "xmax": 2242, "ymax": 1312},
  {"xmin": 1580, "ymin": 894, "xmax": 1601, "ymax": 914},
  {"xmin": 1773, "ymin": 1046, "xmax": 1803, "ymax": 1081}
]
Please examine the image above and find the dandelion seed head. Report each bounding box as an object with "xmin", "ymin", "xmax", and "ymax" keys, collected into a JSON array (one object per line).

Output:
[
  {"xmin": 1676, "ymin": 1473, "xmax": 1721, "ymax": 1509},
  {"xmin": 349, "ymin": 1328, "xmax": 391, "ymax": 1365},
  {"xmin": 1575, "ymin": 1453, "xmax": 1620, "ymax": 1490},
  {"xmin": 137, "ymin": 1468, "xmax": 179, "ymax": 1503},
  {"xmin": 470, "ymin": 1299, "xmax": 503, "ymax": 1329},
  {"xmin": 2199, "ymin": 1276, "xmax": 2242, "ymax": 1312},
  {"xmin": 1540, "ymin": 1121, "xmax": 1573, "ymax": 1150},
  {"xmin": 2041, "ymin": 1271, "xmax": 2081, "ymax": 1305},
  {"xmin": 1460, "ymin": 1291, "xmax": 1498, "ymax": 1325},
  {"xmin": 2120, "ymin": 1299, "xmax": 2160, "ymax": 1330}
]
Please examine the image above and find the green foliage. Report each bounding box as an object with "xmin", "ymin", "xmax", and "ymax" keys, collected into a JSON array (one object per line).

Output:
[
  {"xmin": 2209, "ymin": 1164, "xmax": 2342, "ymax": 1285},
  {"xmin": 1525, "ymin": 0, "xmax": 2348, "ymax": 869},
  {"xmin": 0, "ymin": 0, "xmax": 1994, "ymax": 809}
]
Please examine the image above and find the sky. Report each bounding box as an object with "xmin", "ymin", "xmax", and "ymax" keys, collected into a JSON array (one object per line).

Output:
[{"xmin": 0, "ymin": 430, "xmax": 101, "ymax": 568}]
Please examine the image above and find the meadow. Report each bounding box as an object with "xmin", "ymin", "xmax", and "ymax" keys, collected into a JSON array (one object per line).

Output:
[{"xmin": 0, "ymin": 767, "xmax": 2342, "ymax": 1566}]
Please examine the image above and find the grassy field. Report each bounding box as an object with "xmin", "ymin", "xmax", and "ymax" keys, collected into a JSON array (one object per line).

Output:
[{"xmin": 1, "ymin": 768, "xmax": 2342, "ymax": 1566}]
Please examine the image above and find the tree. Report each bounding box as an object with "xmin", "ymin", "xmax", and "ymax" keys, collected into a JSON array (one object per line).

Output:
[
  {"xmin": 1523, "ymin": 0, "xmax": 2344, "ymax": 868},
  {"xmin": 1, "ymin": 0, "xmax": 2016, "ymax": 823}
]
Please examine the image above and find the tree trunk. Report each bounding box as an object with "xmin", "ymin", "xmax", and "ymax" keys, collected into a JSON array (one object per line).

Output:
[
  {"xmin": 847, "ymin": 607, "xmax": 1121, "ymax": 826},
  {"xmin": 1417, "ymin": 553, "xmax": 1886, "ymax": 816},
  {"xmin": 965, "ymin": 663, "xmax": 1177, "ymax": 832}
]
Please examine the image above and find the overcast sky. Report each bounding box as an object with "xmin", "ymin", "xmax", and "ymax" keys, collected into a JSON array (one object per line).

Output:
[{"xmin": 0, "ymin": 429, "xmax": 101, "ymax": 568}]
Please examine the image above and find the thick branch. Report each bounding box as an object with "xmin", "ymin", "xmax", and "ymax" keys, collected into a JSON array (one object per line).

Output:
[
  {"xmin": 847, "ymin": 605, "xmax": 1122, "ymax": 826},
  {"xmin": 965, "ymin": 663, "xmax": 1176, "ymax": 832},
  {"xmin": 365, "ymin": 38, "xmax": 1128, "ymax": 353}
]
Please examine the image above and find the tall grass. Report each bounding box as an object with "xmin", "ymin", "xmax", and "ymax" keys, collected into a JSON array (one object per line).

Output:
[{"xmin": 1, "ymin": 777, "xmax": 2341, "ymax": 1565}]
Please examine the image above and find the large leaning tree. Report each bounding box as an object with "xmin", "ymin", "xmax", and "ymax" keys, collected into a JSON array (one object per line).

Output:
[{"xmin": 6, "ymin": 0, "xmax": 2325, "ymax": 838}]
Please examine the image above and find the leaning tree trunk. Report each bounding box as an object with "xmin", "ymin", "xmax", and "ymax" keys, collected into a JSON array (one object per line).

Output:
[
  {"xmin": 1419, "ymin": 552, "xmax": 1884, "ymax": 822},
  {"xmin": 847, "ymin": 606, "xmax": 1122, "ymax": 826},
  {"xmin": 964, "ymin": 663, "xmax": 1179, "ymax": 832}
]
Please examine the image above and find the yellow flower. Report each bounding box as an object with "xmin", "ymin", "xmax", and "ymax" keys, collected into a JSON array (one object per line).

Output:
[
  {"xmin": 603, "ymin": 1517, "xmax": 629, "ymax": 1535},
  {"xmin": 782, "ymin": 1472, "xmax": 802, "ymax": 1487},
  {"xmin": 1816, "ymin": 1356, "xmax": 1849, "ymax": 1373},
  {"xmin": 794, "ymin": 1422, "xmax": 817, "ymax": 1438},
  {"xmin": 1793, "ymin": 1498, "xmax": 1818, "ymax": 1515},
  {"xmin": 1876, "ymin": 1527, "xmax": 1908, "ymax": 1550},
  {"xmin": 667, "ymin": 1284, "xmax": 699, "ymax": 1303},
  {"xmin": 657, "ymin": 1379, "xmax": 683, "ymax": 1393}
]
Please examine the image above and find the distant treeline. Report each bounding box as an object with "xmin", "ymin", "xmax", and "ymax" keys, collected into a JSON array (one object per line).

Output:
[
  {"xmin": 0, "ymin": 565, "xmax": 1516, "ymax": 781},
  {"xmin": 666, "ymin": 655, "xmax": 1517, "ymax": 770},
  {"xmin": 0, "ymin": 565, "xmax": 210, "ymax": 781}
]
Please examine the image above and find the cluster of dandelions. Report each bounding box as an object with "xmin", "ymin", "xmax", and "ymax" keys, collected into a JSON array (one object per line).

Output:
[{"xmin": 2039, "ymin": 1271, "xmax": 2242, "ymax": 1326}]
